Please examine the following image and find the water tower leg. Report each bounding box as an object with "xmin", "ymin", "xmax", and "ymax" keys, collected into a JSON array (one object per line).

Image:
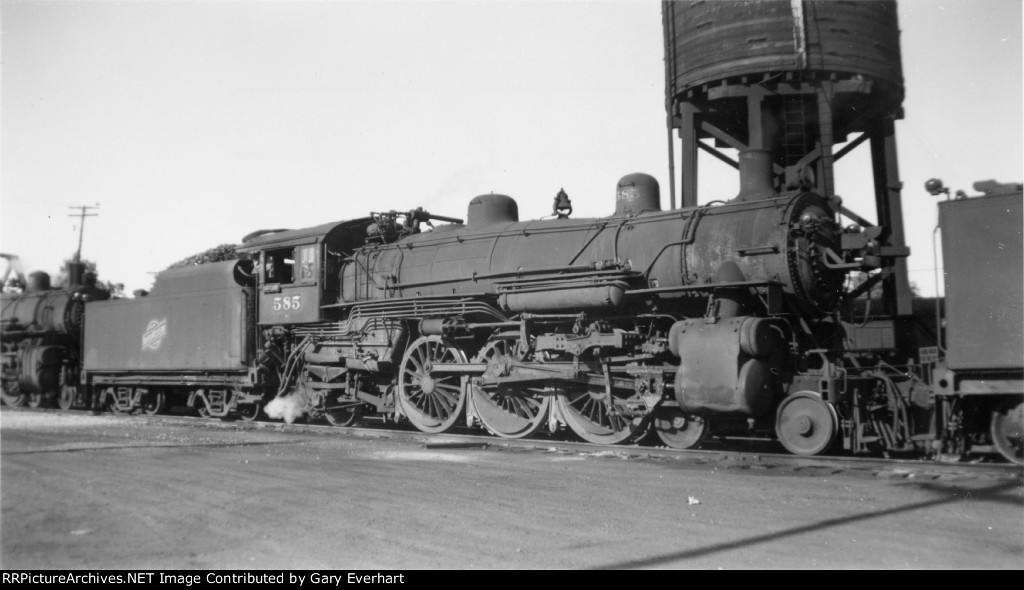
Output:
[
  {"xmin": 870, "ymin": 118, "xmax": 914, "ymax": 318},
  {"xmin": 679, "ymin": 103, "xmax": 700, "ymax": 209}
]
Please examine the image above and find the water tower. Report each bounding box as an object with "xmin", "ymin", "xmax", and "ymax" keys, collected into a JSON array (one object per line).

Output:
[{"xmin": 662, "ymin": 0, "xmax": 913, "ymax": 317}]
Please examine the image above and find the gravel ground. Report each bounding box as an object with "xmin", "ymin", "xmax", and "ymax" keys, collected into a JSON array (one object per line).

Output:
[{"xmin": 2, "ymin": 409, "xmax": 1022, "ymax": 569}]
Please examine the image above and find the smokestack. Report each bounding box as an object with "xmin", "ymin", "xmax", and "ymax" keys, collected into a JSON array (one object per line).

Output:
[
  {"xmin": 735, "ymin": 149, "xmax": 776, "ymax": 202},
  {"xmin": 66, "ymin": 261, "xmax": 85, "ymax": 287}
]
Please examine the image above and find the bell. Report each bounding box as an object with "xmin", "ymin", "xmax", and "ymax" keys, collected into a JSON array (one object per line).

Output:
[{"xmin": 552, "ymin": 188, "xmax": 573, "ymax": 218}]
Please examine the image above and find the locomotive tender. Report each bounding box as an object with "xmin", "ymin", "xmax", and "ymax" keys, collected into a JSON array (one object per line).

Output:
[{"xmin": 82, "ymin": 260, "xmax": 260, "ymax": 418}]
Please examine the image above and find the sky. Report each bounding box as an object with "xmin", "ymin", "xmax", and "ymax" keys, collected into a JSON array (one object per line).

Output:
[{"xmin": 2, "ymin": 0, "xmax": 1021, "ymax": 297}]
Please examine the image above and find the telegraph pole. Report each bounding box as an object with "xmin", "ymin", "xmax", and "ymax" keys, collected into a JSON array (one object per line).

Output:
[{"xmin": 68, "ymin": 205, "xmax": 99, "ymax": 263}]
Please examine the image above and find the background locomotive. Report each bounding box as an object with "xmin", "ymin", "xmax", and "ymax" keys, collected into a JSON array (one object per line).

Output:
[
  {"xmin": 0, "ymin": 261, "xmax": 109, "ymax": 409},
  {"xmin": 1, "ymin": 1, "xmax": 1020, "ymax": 464}
]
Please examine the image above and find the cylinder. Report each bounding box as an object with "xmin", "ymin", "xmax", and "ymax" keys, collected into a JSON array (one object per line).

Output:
[
  {"xmin": 672, "ymin": 316, "xmax": 785, "ymax": 416},
  {"xmin": 18, "ymin": 346, "xmax": 64, "ymax": 393}
]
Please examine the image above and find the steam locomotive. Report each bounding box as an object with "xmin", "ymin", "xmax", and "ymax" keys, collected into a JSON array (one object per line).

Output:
[
  {"xmin": 0, "ymin": 264, "xmax": 108, "ymax": 410},
  {"xmin": 3, "ymin": 153, "xmax": 1020, "ymax": 464}
]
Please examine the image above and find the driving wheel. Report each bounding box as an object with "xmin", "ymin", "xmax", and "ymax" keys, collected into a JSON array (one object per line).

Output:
[
  {"xmin": 398, "ymin": 336, "xmax": 467, "ymax": 434},
  {"xmin": 557, "ymin": 385, "xmax": 649, "ymax": 445},
  {"xmin": 471, "ymin": 338, "xmax": 550, "ymax": 439}
]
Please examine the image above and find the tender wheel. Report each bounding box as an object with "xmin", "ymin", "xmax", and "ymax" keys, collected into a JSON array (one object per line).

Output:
[
  {"xmin": 397, "ymin": 336, "xmax": 467, "ymax": 434},
  {"xmin": 58, "ymin": 385, "xmax": 77, "ymax": 410},
  {"xmin": 991, "ymin": 399, "xmax": 1023, "ymax": 465},
  {"xmin": 111, "ymin": 396, "xmax": 131, "ymax": 413},
  {"xmin": 557, "ymin": 385, "xmax": 649, "ymax": 445},
  {"xmin": 232, "ymin": 389, "xmax": 262, "ymax": 422},
  {"xmin": 324, "ymin": 402, "xmax": 363, "ymax": 427},
  {"xmin": 775, "ymin": 392, "xmax": 839, "ymax": 456},
  {"xmin": 238, "ymin": 402, "xmax": 263, "ymax": 422},
  {"xmin": 105, "ymin": 388, "xmax": 132, "ymax": 414},
  {"xmin": 93, "ymin": 388, "xmax": 112, "ymax": 412},
  {"xmin": 471, "ymin": 338, "xmax": 550, "ymax": 439},
  {"xmin": 196, "ymin": 398, "xmax": 211, "ymax": 418},
  {"xmin": 653, "ymin": 407, "xmax": 708, "ymax": 449},
  {"xmin": 140, "ymin": 389, "xmax": 167, "ymax": 415}
]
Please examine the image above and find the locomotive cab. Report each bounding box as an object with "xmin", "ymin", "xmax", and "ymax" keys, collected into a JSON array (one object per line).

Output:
[{"xmin": 238, "ymin": 218, "xmax": 372, "ymax": 325}]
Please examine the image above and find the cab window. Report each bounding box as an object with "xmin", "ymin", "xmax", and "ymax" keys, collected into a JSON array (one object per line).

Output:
[
  {"xmin": 297, "ymin": 245, "xmax": 316, "ymax": 284},
  {"xmin": 264, "ymin": 249, "xmax": 294, "ymax": 284}
]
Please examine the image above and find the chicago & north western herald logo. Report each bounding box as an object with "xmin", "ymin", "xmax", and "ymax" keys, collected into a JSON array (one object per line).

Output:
[{"xmin": 142, "ymin": 318, "xmax": 167, "ymax": 351}]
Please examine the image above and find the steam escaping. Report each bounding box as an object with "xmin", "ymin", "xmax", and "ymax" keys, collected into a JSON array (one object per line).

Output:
[{"xmin": 264, "ymin": 391, "xmax": 309, "ymax": 424}]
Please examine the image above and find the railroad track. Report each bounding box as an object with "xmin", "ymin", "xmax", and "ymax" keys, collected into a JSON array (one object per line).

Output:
[{"xmin": 4, "ymin": 405, "xmax": 1020, "ymax": 482}]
